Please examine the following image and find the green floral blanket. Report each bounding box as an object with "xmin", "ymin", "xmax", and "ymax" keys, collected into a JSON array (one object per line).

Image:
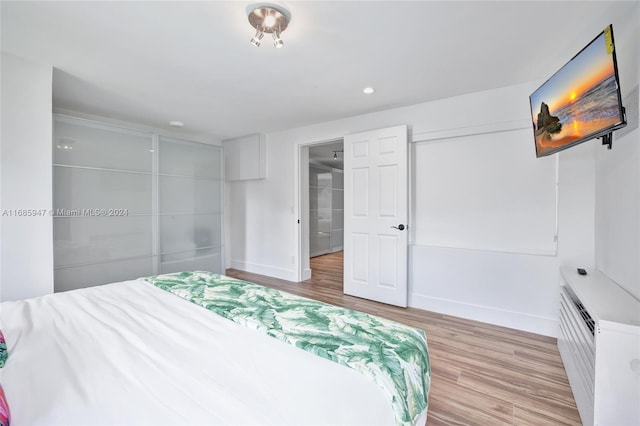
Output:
[{"xmin": 144, "ymin": 271, "xmax": 430, "ymax": 425}]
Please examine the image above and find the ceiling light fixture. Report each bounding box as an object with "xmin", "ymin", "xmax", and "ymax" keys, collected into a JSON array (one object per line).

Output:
[
  {"xmin": 332, "ymin": 149, "xmax": 343, "ymax": 160},
  {"xmin": 272, "ymin": 29, "xmax": 284, "ymax": 49},
  {"xmin": 363, "ymin": 87, "xmax": 375, "ymax": 94},
  {"xmin": 248, "ymin": 4, "xmax": 291, "ymax": 48},
  {"xmin": 250, "ymin": 28, "xmax": 265, "ymax": 47}
]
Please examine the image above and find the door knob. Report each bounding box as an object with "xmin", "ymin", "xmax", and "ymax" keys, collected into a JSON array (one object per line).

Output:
[{"xmin": 391, "ymin": 224, "xmax": 405, "ymax": 231}]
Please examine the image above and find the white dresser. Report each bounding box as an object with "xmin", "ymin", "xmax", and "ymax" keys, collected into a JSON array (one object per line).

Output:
[{"xmin": 558, "ymin": 267, "xmax": 640, "ymax": 426}]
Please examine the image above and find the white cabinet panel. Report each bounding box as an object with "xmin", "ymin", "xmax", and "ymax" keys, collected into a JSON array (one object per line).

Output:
[
  {"xmin": 54, "ymin": 167, "xmax": 152, "ymax": 215},
  {"xmin": 160, "ymin": 247, "xmax": 222, "ymax": 274},
  {"xmin": 159, "ymin": 176, "xmax": 222, "ymax": 215},
  {"xmin": 160, "ymin": 213, "xmax": 222, "ymax": 254},
  {"xmin": 159, "ymin": 135, "xmax": 224, "ymax": 275},
  {"xmin": 54, "ymin": 117, "xmax": 152, "ymax": 172},
  {"xmin": 159, "ymin": 137, "xmax": 222, "ymax": 179},
  {"xmin": 559, "ymin": 267, "xmax": 640, "ymax": 426},
  {"xmin": 223, "ymin": 134, "xmax": 266, "ymax": 180},
  {"xmin": 55, "ymin": 257, "xmax": 157, "ymax": 292},
  {"xmin": 54, "ymin": 216, "xmax": 152, "ymax": 267}
]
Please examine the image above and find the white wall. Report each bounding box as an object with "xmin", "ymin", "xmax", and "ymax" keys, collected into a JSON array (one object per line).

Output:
[
  {"xmin": 226, "ymin": 5, "xmax": 639, "ymax": 338},
  {"xmin": 1, "ymin": 53, "xmax": 54, "ymax": 301},
  {"xmin": 225, "ymin": 79, "xmax": 596, "ymax": 336},
  {"xmin": 410, "ymin": 132, "xmax": 596, "ymax": 337},
  {"xmin": 595, "ymin": 3, "xmax": 640, "ymax": 299},
  {"xmin": 227, "ymin": 143, "xmax": 298, "ymax": 278}
]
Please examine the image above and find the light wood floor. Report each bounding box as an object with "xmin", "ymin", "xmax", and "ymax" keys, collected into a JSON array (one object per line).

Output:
[{"xmin": 226, "ymin": 251, "xmax": 581, "ymax": 426}]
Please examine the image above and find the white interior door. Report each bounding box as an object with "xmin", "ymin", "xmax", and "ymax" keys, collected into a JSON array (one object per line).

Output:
[{"xmin": 343, "ymin": 125, "xmax": 408, "ymax": 307}]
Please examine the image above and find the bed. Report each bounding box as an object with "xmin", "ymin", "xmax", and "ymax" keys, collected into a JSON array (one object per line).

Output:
[{"xmin": 0, "ymin": 271, "xmax": 430, "ymax": 425}]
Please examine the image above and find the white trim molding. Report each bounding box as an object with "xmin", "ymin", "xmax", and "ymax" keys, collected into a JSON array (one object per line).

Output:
[{"xmin": 410, "ymin": 292, "xmax": 559, "ymax": 337}]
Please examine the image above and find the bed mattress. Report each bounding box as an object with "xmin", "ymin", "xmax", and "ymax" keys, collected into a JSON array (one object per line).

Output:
[{"xmin": 1, "ymin": 276, "xmax": 428, "ymax": 425}]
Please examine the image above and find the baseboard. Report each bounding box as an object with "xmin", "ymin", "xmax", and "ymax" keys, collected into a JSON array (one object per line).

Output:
[
  {"xmin": 229, "ymin": 259, "xmax": 297, "ymax": 282},
  {"xmin": 410, "ymin": 293, "xmax": 558, "ymax": 337}
]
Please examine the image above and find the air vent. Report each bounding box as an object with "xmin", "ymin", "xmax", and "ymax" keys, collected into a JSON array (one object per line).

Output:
[
  {"xmin": 563, "ymin": 284, "xmax": 596, "ymax": 336},
  {"xmin": 574, "ymin": 300, "xmax": 595, "ymax": 335}
]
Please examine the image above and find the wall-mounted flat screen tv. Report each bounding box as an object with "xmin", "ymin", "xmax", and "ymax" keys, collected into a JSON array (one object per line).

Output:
[{"xmin": 530, "ymin": 25, "xmax": 626, "ymax": 157}]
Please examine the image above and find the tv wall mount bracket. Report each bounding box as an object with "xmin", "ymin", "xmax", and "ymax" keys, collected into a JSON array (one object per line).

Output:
[
  {"xmin": 601, "ymin": 133, "xmax": 613, "ymax": 150},
  {"xmin": 600, "ymin": 106, "xmax": 626, "ymax": 150}
]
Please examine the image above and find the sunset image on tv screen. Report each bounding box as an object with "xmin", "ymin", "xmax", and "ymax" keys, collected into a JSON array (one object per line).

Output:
[{"xmin": 530, "ymin": 29, "xmax": 623, "ymax": 156}]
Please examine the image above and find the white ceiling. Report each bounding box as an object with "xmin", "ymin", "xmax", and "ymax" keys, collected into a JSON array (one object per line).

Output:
[{"xmin": 1, "ymin": 1, "xmax": 636, "ymax": 141}]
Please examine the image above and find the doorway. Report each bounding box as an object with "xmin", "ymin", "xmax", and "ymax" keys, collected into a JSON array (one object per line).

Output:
[
  {"xmin": 296, "ymin": 125, "xmax": 409, "ymax": 306},
  {"xmin": 298, "ymin": 139, "xmax": 344, "ymax": 282}
]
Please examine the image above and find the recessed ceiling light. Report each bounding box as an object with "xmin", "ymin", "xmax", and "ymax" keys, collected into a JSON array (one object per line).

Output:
[
  {"xmin": 363, "ymin": 87, "xmax": 375, "ymax": 94},
  {"xmin": 169, "ymin": 121, "xmax": 184, "ymax": 128}
]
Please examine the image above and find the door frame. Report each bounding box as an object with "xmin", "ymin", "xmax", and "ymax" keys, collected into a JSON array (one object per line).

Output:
[
  {"xmin": 293, "ymin": 128, "xmax": 413, "ymax": 287},
  {"xmin": 294, "ymin": 137, "xmax": 344, "ymax": 282}
]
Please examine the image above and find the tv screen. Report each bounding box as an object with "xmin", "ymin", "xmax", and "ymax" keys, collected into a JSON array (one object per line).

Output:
[{"xmin": 530, "ymin": 25, "xmax": 626, "ymax": 157}]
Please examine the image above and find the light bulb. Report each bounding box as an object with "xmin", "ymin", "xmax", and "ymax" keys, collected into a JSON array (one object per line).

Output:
[{"xmin": 263, "ymin": 14, "xmax": 276, "ymax": 28}]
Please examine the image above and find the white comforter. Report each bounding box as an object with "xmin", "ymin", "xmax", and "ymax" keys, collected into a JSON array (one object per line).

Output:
[{"xmin": 1, "ymin": 279, "xmax": 401, "ymax": 425}]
